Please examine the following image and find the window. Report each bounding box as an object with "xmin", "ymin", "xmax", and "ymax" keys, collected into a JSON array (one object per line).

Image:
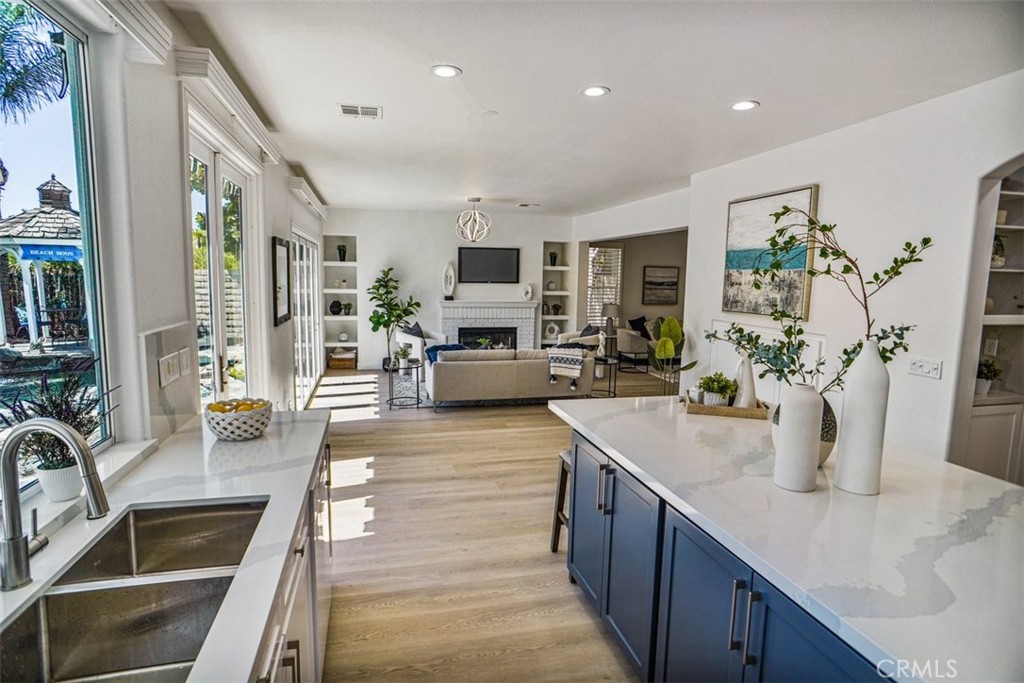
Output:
[
  {"xmin": 0, "ymin": 1, "xmax": 109, "ymax": 485},
  {"xmin": 586, "ymin": 244, "xmax": 623, "ymax": 326},
  {"xmin": 292, "ymin": 233, "xmax": 321, "ymax": 408}
]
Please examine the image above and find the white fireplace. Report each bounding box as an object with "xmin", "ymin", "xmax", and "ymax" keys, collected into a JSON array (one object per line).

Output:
[{"xmin": 439, "ymin": 301, "xmax": 540, "ymax": 350}]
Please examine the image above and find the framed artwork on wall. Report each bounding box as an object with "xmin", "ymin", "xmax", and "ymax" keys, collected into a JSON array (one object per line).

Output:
[
  {"xmin": 722, "ymin": 184, "xmax": 818, "ymax": 319},
  {"xmin": 272, "ymin": 236, "xmax": 292, "ymax": 326},
  {"xmin": 643, "ymin": 266, "xmax": 680, "ymax": 305}
]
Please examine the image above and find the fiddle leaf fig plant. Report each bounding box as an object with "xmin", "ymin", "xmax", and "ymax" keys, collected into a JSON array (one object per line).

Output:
[
  {"xmin": 367, "ymin": 267, "xmax": 421, "ymax": 363},
  {"xmin": 707, "ymin": 207, "xmax": 933, "ymax": 393}
]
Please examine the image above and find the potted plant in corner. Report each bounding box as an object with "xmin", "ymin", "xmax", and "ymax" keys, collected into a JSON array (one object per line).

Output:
[
  {"xmin": 976, "ymin": 358, "xmax": 1001, "ymax": 396},
  {"xmin": 367, "ymin": 267, "xmax": 421, "ymax": 370},
  {"xmin": 0, "ymin": 361, "xmax": 104, "ymax": 502}
]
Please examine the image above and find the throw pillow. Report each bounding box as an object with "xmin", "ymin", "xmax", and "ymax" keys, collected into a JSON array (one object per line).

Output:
[
  {"xmin": 580, "ymin": 324, "xmax": 600, "ymax": 337},
  {"xmin": 628, "ymin": 316, "xmax": 651, "ymax": 340},
  {"xmin": 425, "ymin": 343, "xmax": 467, "ymax": 364},
  {"xmin": 402, "ymin": 321, "xmax": 425, "ymax": 339}
]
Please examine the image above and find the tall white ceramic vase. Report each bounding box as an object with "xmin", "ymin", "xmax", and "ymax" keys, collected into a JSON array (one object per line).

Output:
[
  {"xmin": 773, "ymin": 383, "xmax": 822, "ymax": 492},
  {"xmin": 733, "ymin": 351, "xmax": 757, "ymax": 408},
  {"xmin": 834, "ymin": 340, "xmax": 889, "ymax": 495}
]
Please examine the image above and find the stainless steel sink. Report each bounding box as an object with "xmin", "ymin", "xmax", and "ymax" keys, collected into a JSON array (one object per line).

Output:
[{"xmin": 1, "ymin": 499, "xmax": 266, "ymax": 682}]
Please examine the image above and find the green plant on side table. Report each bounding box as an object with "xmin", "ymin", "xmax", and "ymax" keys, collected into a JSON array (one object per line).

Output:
[
  {"xmin": 646, "ymin": 316, "xmax": 697, "ymax": 395},
  {"xmin": 975, "ymin": 358, "xmax": 1001, "ymax": 397},
  {"xmin": 367, "ymin": 267, "xmax": 421, "ymax": 370},
  {"xmin": 697, "ymin": 372, "xmax": 737, "ymax": 407},
  {"xmin": 0, "ymin": 361, "xmax": 105, "ymax": 502}
]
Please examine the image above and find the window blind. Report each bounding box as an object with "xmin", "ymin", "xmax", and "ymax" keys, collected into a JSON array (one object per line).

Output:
[{"xmin": 586, "ymin": 245, "xmax": 623, "ymax": 325}]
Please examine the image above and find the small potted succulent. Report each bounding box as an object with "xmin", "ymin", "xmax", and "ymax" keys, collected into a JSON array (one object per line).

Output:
[
  {"xmin": 976, "ymin": 358, "xmax": 1001, "ymax": 396},
  {"xmin": 697, "ymin": 372, "xmax": 738, "ymax": 407},
  {"xmin": 393, "ymin": 344, "xmax": 412, "ymax": 374}
]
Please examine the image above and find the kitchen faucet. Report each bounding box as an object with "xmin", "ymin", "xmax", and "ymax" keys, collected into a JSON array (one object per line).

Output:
[{"xmin": 1, "ymin": 418, "xmax": 110, "ymax": 591}]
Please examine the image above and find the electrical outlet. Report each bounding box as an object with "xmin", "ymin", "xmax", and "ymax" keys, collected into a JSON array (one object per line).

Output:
[
  {"xmin": 983, "ymin": 338, "xmax": 999, "ymax": 356},
  {"xmin": 158, "ymin": 352, "xmax": 181, "ymax": 387},
  {"xmin": 178, "ymin": 348, "xmax": 193, "ymax": 376},
  {"xmin": 907, "ymin": 355, "xmax": 943, "ymax": 380}
]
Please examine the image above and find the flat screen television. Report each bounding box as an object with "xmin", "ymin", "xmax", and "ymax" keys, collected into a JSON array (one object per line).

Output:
[{"xmin": 458, "ymin": 247, "xmax": 520, "ymax": 283}]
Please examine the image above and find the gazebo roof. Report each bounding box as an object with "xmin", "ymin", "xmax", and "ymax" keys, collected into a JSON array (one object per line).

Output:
[{"xmin": 0, "ymin": 175, "xmax": 81, "ymax": 242}]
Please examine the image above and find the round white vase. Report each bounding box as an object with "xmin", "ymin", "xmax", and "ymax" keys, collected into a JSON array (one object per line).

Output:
[
  {"xmin": 975, "ymin": 378, "xmax": 992, "ymax": 396},
  {"xmin": 36, "ymin": 465, "xmax": 82, "ymax": 502},
  {"xmin": 773, "ymin": 382, "xmax": 822, "ymax": 492},
  {"xmin": 834, "ymin": 340, "xmax": 890, "ymax": 496},
  {"xmin": 733, "ymin": 351, "xmax": 757, "ymax": 408}
]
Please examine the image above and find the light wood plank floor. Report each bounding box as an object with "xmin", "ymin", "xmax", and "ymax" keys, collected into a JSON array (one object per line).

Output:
[{"xmin": 322, "ymin": 369, "xmax": 664, "ymax": 682}]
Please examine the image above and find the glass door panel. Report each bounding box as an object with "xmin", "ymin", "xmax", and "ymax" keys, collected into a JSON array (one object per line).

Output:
[
  {"xmin": 221, "ymin": 171, "xmax": 247, "ymax": 399},
  {"xmin": 189, "ymin": 153, "xmax": 215, "ymax": 404}
]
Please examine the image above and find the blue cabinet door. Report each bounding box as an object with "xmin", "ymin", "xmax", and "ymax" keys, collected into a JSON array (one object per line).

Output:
[
  {"xmin": 655, "ymin": 507, "xmax": 750, "ymax": 683},
  {"xmin": 568, "ymin": 436, "xmax": 607, "ymax": 610},
  {"xmin": 744, "ymin": 575, "xmax": 883, "ymax": 682},
  {"xmin": 601, "ymin": 464, "xmax": 663, "ymax": 681}
]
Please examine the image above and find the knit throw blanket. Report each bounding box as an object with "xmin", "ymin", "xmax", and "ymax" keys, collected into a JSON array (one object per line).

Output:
[{"xmin": 548, "ymin": 347, "xmax": 584, "ymax": 381}]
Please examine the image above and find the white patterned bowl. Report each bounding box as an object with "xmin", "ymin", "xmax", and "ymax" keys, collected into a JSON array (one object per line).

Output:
[{"xmin": 204, "ymin": 402, "xmax": 273, "ymax": 441}]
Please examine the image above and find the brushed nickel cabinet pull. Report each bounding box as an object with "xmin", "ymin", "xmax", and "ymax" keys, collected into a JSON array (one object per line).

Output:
[
  {"xmin": 741, "ymin": 590, "xmax": 761, "ymax": 666},
  {"xmin": 726, "ymin": 578, "xmax": 746, "ymax": 651},
  {"xmin": 596, "ymin": 463, "xmax": 608, "ymax": 510}
]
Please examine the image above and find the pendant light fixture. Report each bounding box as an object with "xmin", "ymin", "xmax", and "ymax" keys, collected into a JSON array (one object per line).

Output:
[{"xmin": 456, "ymin": 197, "xmax": 491, "ymax": 242}]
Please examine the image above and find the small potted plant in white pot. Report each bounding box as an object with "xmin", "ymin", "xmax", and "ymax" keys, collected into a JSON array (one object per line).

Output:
[
  {"xmin": 697, "ymin": 372, "xmax": 738, "ymax": 407},
  {"xmin": 976, "ymin": 358, "xmax": 1001, "ymax": 396},
  {"xmin": 393, "ymin": 344, "xmax": 412, "ymax": 374},
  {"xmin": 0, "ymin": 363, "xmax": 103, "ymax": 502}
]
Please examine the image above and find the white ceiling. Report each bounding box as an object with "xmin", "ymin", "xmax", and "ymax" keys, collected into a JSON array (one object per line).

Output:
[{"xmin": 169, "ymin": 1, "xmax": 1024, "ymax": 216}]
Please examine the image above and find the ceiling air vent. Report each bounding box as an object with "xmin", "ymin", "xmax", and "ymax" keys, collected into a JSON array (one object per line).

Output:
[{"xmin": 338, "ymin": 104, "xmax": 382, "ymax": 120}]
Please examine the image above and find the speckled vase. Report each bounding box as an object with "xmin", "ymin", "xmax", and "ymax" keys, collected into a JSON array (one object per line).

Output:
[
  {"xmin": 773, "ymin": 383, "xmax": 822, "ymax": 493},
  {"xmin": 834, "ymin": 340, "xmax": 889, "ymax": 496},
  {"xmin": 770, "ymin": 398, "xmax": 837, "ymax": 466}
]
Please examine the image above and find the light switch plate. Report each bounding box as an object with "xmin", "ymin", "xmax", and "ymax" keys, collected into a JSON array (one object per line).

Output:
[
  {"xmin": 907, "ymin": 355, "xmax": 942, "ymax": 380},
  {"xmin": 178, "ymin": 348, "xmax": 193, "ymax": 376},
  {"xmin": 158, "ymin": 352, "xmax": 180, "ymax": 388}
]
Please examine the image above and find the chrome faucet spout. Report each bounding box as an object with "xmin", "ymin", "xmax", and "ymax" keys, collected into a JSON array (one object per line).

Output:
[{"xmin": 1, "ymin": 417, "xmax": 109, "ymax": 591}]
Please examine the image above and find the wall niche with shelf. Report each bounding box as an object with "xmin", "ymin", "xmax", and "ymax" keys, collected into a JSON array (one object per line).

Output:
[{"xmin": 541, "ymin": 241, "xmax": 573, "ymax": 345}]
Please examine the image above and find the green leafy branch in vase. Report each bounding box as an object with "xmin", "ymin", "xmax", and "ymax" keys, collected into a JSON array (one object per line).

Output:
[{"xmin": 707, "ymin": 206, "xmax": 932, "ymax": 393}]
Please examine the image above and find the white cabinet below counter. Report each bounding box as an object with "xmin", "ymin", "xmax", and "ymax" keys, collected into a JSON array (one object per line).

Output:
[{"xmin": 965, "ymin": 401, "xmax": 1024, "ymax": 484}]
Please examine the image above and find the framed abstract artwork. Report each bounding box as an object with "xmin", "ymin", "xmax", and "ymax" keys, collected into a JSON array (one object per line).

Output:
[
  {"xmin": 722, "ymin": 184, "xmax": 818, "ymax": 319},
  {"xmin": 272, "ymin": 236, "xmax": 292, "ymax": 326},
  {"xmin": 643, "ymin": 266, "xmax": 679, "ymax": 305}
]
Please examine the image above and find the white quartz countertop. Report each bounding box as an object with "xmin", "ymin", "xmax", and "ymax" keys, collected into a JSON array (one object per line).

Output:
[
  {"xmin": 0, "ymin": 410, "xmax": 330, "ymax": 682},
  {"xmin": 549, "ymin": 397, "xmax": 1024, "ymax": 683}
]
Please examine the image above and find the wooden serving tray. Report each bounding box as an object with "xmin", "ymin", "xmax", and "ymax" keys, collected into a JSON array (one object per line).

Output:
[{"xmin": 684, "ymin": 395, "xmax": 770, "ymax": 420}]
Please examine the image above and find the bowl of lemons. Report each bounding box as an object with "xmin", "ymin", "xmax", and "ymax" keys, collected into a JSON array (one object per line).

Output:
[{"xmin": 204, "ymin": 398, "xmax": 273, "ymax": 441}]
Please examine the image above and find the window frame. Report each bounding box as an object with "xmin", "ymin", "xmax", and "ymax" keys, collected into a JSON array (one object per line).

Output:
[{"xmin": 586, "ymin": 243, "xmax": 624, "ymax": 327}]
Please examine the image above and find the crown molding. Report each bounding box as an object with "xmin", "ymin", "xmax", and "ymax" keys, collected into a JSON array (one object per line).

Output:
[
  {"xmin": 96, "ymin": 0, "xmax": 171, "ymax": 64},
  {"xmin": 288, "ymin": 177, "xmax": 327, "ymax": 221},
  {"xmin": 175, "ymin": 46, "xmax": 281, "ymax": 164}
]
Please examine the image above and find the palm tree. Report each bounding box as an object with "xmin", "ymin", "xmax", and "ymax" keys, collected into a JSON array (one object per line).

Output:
[{"xmin": 0, "ymin": 1, "xmax": 67, "ymax": 217}]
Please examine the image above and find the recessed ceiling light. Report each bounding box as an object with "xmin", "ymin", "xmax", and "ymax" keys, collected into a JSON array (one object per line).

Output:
[
  {"xmin": 431, "ymin": 64, "xmax": 462, "ymax": 78},
  {"xmin": 581, "ymin": 85, "xmax": 611, "ymax": 98},
  {"xmin": 731, "ymin": 100, "xmax": 760, "ymax": 111}
]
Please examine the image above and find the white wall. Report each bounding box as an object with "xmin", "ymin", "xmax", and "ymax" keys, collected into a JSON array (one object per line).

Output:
[
  {"xmin": 325, "ymin": 209, "xmax": 572, "ymax": 368},
  {"xmin": 683, "ymin": 69, "xmax": 1024, "ymax": 459},
  {"xmin": 572, "ymin": 187, "xmax": 689, "ymax": 242}
]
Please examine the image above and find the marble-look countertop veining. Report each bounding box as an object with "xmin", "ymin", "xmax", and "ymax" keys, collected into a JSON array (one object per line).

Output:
[
  {"xmin": 0, "ymin": 410, "xmax": 330, "ymax": 682},
  {"xmin": 549, "ymin": 397, "xmax": 1024, "ymax": 683}
]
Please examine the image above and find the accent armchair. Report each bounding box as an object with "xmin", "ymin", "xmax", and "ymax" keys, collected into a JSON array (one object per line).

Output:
[{"xmin": 616, "ymin": 327, "xmax": 653, "ymax": 371}]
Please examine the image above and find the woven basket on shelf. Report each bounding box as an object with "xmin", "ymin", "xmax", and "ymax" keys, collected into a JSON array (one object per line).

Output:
[{"xmin": 204, "ymin": 403, "xmax": 273, "ymax": 441}]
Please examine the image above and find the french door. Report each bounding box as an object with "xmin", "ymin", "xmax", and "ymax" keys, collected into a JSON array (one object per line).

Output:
[
  {"xmin": 292, "ymin": 233, "xmax": 322, "ymax": 408},
  {"xmin": 190, "ymin": 139, "xmax": 249, "ymax": 405}
]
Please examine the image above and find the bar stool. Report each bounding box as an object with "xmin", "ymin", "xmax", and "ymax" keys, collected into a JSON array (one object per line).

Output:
[{"xmin": 550, "ymin": 449, "xmax": 571, "ymax": 552}]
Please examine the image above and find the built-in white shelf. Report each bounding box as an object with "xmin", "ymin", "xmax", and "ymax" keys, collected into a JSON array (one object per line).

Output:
[
  {"xmin": 324, "ymin": 288, "xmax": 358, "ymax": 294},
  {"xmin": 542, "ymin": 315, "xmax": 570, "ymax": 321},
  {"xmin": 996, "ymin": 224, "xmax": 1024, "ymax": 232},
  {"xmin": 543, "ymin": 265, "xmax": 571, "ymax": 272},
  {"xmin": 324, "ymin": 315, "xmax": 358, "ymax": 321},
  {"xmin": 542, "ymin": 290, "xmax": 571, "ymax": 296},
  {"xmin": 999, "ymin": 190, "xmax": 1024, "ymax": 198},
  {"xmin": 983, "ymin": 315, "xmax": 1024, "ymax": 326},
  {"xmin": 325, "ymin": 341, "xmax": 359, "ymax": 349},
  {"xmin": 989, "ymin": 267, "xmax": 1024, "ymax": 274},
  {"xmin": 324, "ymin": 260, "xmax": 358, "ymax": 267},
  {"xmin": 973, "ymin": 390, "xmax": 1024, "ymax": 407}
]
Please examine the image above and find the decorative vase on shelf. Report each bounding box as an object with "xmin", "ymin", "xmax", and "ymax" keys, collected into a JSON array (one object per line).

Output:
[
  {"xmin": 340, "ymin": 279, "xmax": 348, "ymax": 289},
  {"xmin": 549, "ymin": 252, "xmax": 558, "ymax": 266},
  {"xmin": 341, "ymin": 303, "xmax": 353, "ymax": 315},
  {"xmin": 544, "ymin": 322, "xmax": 559, "ymax": 340},
  {"xmin": 773, "ymin": 383, "xmax": 822, "ymax": 492},
  {"xmin": 552, "ymin": 304, "xmax": 562, "ymax": 316},
  {"xmin": 329, "ymin": 300, "xmax": 342, "ymax": 315},
  {"xmin": 339, "ymin": 332, "xmax": 349, "ymax": 342},
  {"xmin": 985, "ymin": 297, "xmax": 995, "ymax": 314},
  {"xmin": 975, "ymin": 378, "xmax": 992, "ymax": 396},
  {"xmin": 542, "ymin": 302, "xmax": 550, "ymax": 315},
  {"xmin": 770, "ymin": 398, "xmax": 837, "ymax": 466},
  {"xmin": 336, "ymin": 244, "xmax": 347, "ymax": 262},
  {"xmin": 36, "ymin": 465, "xmax": 83, "ymax": 502},
  {"xmin": 833, "ymin": 340, "xmax": 890, "ymax": 496},
  {"xmin": 733, "ymin": 350, "xmax": 757, "ymax": 408},
  {"xmin": 546, "ymin": 281, "xmax": 556, "ymax": 291}
]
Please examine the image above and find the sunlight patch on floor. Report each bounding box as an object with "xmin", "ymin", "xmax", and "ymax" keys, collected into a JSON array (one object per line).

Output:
[
  {"xmin": 331, "ymin": 456, "xmax": 374, "ymax": 488},
  {"xmin": 331, "ymin": 495, "xmax": 375, "ymax": 541},
  {"xmin": 328, "ymin": 407, "xmax": 380, "ymax": 423}
]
